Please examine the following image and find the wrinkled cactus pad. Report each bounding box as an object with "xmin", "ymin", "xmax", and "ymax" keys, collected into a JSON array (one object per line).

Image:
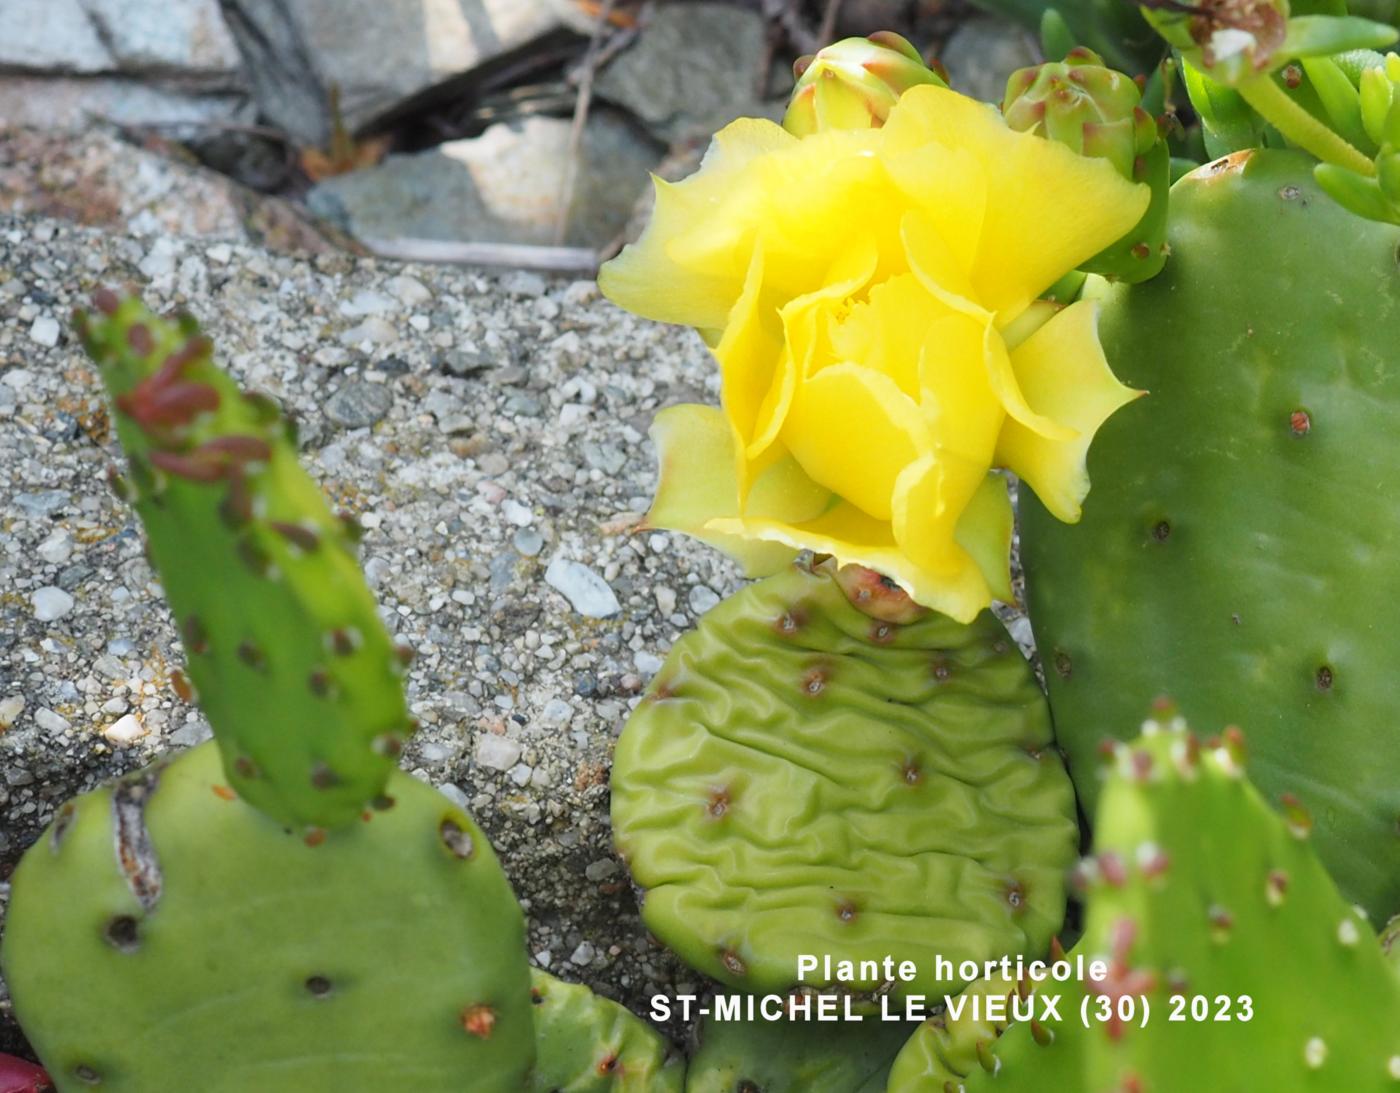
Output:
[
  {"xmin": 1020, "ymin": 148, "xmax": 1400, "ymax": 920},
  {"xmin": 963, "ymin": 712, "xmax": 1400, "ymax": 1091},
  {"xmin": 611, "ymin": 561, "xmax": 1078, "ymax": 997},
  {"xmin": 75, "ymin": 293, "xmax": 412, "ymax": 831},
  {"xmin": 529, "ymin": 969, "xmax": 683, "ymax": 1091},
  {"xmin": 1, "ymin": 742, "xmax": 533, "ymax": 1092},
  {"xmin": 684, "ymin": 1011, "xmax": 911, "ymax": 1092}
]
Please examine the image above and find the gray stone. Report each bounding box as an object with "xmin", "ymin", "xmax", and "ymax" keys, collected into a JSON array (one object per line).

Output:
[
  {"xmin": 325, "ymin": 381, "xmax": 393, "ymax": 429},
  {"xmin": 308, "ymin": 112, "xmax": 660, "ymax": 250},
  {"xmin": 475, "ymin": 733, "xmax": 523, "ymax": 772},
  {"xmin": 220, "ymin": 0, "xmax": 591, "ymax": 145},
  {"xmin": 37, "ymin": 530, "xmax": 74, "ymax": 566},
  {"xmin": 545, "ymin": 558, "xmax": 620, "ymax": 619},
  {"xmin": 688, "ymin": 584, "xmax": 721, "ymax": 616},
  {"xmin": 0, "ymin": 126, "xmax": 337, "ymax": 250},
  {"xmin": 81, "ymin": 0, "xmax": 241, "ymax": 73},
  {"xmin": 596, "ymin": 2, "xmax": 775, "ymax": 142},
  {"xmin": 14, "ymin": 490, "xmax": 69, "ymax": 518},
  {"xmin": 31, "ymin": 586, "xmax": 75, "ymax": 621},
  {"xmin": 34, "ymin": 708, "xmax": 72, "ymax": 735},
  {"xmin": 513, "ymin": 528, "xmax": 544, "ymax": 557},
  {"xmin": 0, "ymin": 0, "xmax": 112, "ymax": 72},
  {"xmin": 28, "ymin": 316, "xmax": 60, "ymax": 348},
  {"xmin": 941, "ymin": 16, "xmax": 1039, "ymax": 106},
  {"xmin": 0, "ymin": 79, "xmax": 245, "ymax": 130},
  {"xmin": 169, "ymin": 718, "xmax": 214, "ymax": 747}
]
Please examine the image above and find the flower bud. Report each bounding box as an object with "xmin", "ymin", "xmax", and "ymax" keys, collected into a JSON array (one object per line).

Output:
[
  {"xmin": 1002, "ymin": 48, "xmax": 1158, "ymax": 180},
  {"xmin": 783, "ymin": 32, "xmax": 946, "ymax": 137}
]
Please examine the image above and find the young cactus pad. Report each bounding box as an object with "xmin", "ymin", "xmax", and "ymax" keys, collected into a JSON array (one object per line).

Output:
[
  {"xmin": 528, "ymin": 969, "xmax": 683, "ymax": 1091},
  {"xmin": 76, "ymin": 293, "xmax": 412, "ymax": 830},
  {"xmin": 960, "ymin": 713, "xmax": 1400, "ymax": 1091},
  {"xmin": 884, "ymin": 972, "xmax": 1066, "ymax": 1092},
  {"xmin": 610, "ymin": 561, "xmax": 1078, "ymax": 998},
  {"xmin": 0, "ymin": 741, "xmax": 533, "ymax": 1092},
  {"xmin": 684, "ymin": 1011, "xmax": 911, "ymax": 1092},
  {"xmin": 1019, "ymin": 148, "xmax": 1400, "ymax": 921}
]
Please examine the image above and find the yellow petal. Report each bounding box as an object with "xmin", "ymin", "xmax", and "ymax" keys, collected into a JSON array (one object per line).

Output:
[
  {"xmin": 917, "ymin": 313, "xmax": 1003, "ymax": 464},
  {"xmin": 953, "ymin": 474, "xmax": 1015, "ymax": 603},
  {"xmin": 781, "ymin": 363, "xmax": 932, "ymax": 521},
  {"xmin": 995, "ymin": 299, "xmax": 1144, "ymax": 522},
  {"xmin": 982, "ymin": 315, "xmax": 1076, "ymax": 442},
  {"xmin": 708, "ymin": 499, "xmax": 995, "ymax": 623},
  {"xmin": 828, "ymin": 272, "xmax": 942, "ymax": 398},
  {"xmin": 597, "ymin": 119, "xmax": 795, "ymax": 328},
  {"xmin": 672, "ymin": 127, "xmax": 891, "ymax": 305},
  {"xmin": 646, "ymin": 404, "xmax": 802, "ymax": 575},
  {"xmin": 887, "ymin": 85, "xmax": 1150, "ymax": 319},
  {"xmin": 882, "ymin": 141, "xmax": 987, "ymax": 280},
  {"xmin": 715, "ymin": 245, "xmax": 786, "ymax": 466},
  {"xmin": 890, "ymin": 450, "xmax": 987, "ymax": 575},
  {"xmin": 751, "ymin": 238, "xmax": 880, "ymax": 459},
  {"xmin": 901, "ymin": 210, "xmax": 983, "ymax": 317}
]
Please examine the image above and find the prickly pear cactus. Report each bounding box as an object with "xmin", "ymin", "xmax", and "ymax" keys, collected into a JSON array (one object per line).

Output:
[
  {"xmin": 0, "ymin": 742, "xmax": 533, "ymax": 1092},
  {"xmin": 684, "ymin": 1012, "xmax": 910, "ymax": 1092},
  {"xmin": 529, "ymin": 969, "xmax": 683, "ymax": 1091},
  {"xmin": 610, "ymin": 560, "xmax": 1078, "ymax": 998},
  {"xmin": 75, "ymin": 293, "xmax": 412, "ymax": 830},
  {"xmin": 1019, "ymin": 148, "xmax": 1400, "ymax": 920},
  {"xmin": 885, "ymin": 972, "xmax": 1038, "ymax": 1092},
  {"xmin": 962, "ymin": 712, "xmax": 1400, "ymax": 1091}
]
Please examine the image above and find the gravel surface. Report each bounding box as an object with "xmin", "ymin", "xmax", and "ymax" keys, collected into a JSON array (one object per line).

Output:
[
  {"xmin": 0, "ymin": 213, "xmax": 1038, "ymax": 1059},
  {"xmin": 0, "ymin": 214, "xmax": 745, "ymax": 1054}
]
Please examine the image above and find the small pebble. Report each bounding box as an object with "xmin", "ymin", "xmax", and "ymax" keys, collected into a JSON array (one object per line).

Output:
[
  {"xmin": 31, "ymin": 586, "xmax": 74, "ymax": 621},
  {"xmin": 103, "ymin": 713, "xmax": 145, "ymax": 745},
  {"xmin": 475, "ymin": 734, "xmax": 523, "ymax": 772},
  {"xmin": 502, "ymin": 499, "xmax": 533, "ymax": 527},
  {"xmin": 688, "ymin": 585, "xmax": 721, "ymax": 615},
  {"xmin": 545, "ymin": 558, "xmax": 620, "ymax": 618},
  {"xmin": 37, "ymin": 529, "xmax": 73, "ymax": 565},
  {"xmin": 513, "ymin": 528, "xmax": 544, "ymax": 556},
  {"xmin": 28, "ymin": 315, "xmax": 60, "ymax": 347},
  {"xmin": 0, "ymin": 696, "xmax": 26, "ymax": 729},
  {"xmin": 570, "ymin": 941, "xmax": 597, "ymax": 966},
  {"xmin": 34, "ymin": 708, "xmax": 72, "ymax": 735},
  {"xmin": 325, "ymin": 381, "xmax": 393, "ymax": 428}
]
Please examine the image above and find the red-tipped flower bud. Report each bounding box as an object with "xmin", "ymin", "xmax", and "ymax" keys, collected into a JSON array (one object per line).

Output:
[{"xmin": 783, "ymin": 32, "xmax": 946, "ymax": 136}]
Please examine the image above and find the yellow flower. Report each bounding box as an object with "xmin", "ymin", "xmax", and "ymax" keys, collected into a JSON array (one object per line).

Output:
[{"xmin": 599, "ymin": 85, "xmax": 1147, "ymax": 622}]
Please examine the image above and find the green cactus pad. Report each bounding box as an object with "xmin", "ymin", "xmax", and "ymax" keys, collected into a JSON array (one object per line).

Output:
[
  {"xmin": 610, "ymin": 561, "xmax": 1078, "ymax": 998},
  {"xmin": 529, "ymin": 969, "xmax": 683, "ymax": 1091},
  {"xmin": 962, "ymin": 713, "xmax": 1400, "ymax": 1091},
  {"xmin": 0, "ymin": 742, "xmax": 533, "ymax": 1092},
  {"xmin": 885, "ymin": 973, "xmax": 1053, "ymax": 1092},
  {"xmin": 76, "ymin": 293, "xmax": 412, "ymax": 830},
  {"xmin": 1019, "ymin": 148, "xmax": 1400, "ymax": 921},
  {"xmin": 684, "ymin": 1012, "xmax": 910, "ymax": 1092}
]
